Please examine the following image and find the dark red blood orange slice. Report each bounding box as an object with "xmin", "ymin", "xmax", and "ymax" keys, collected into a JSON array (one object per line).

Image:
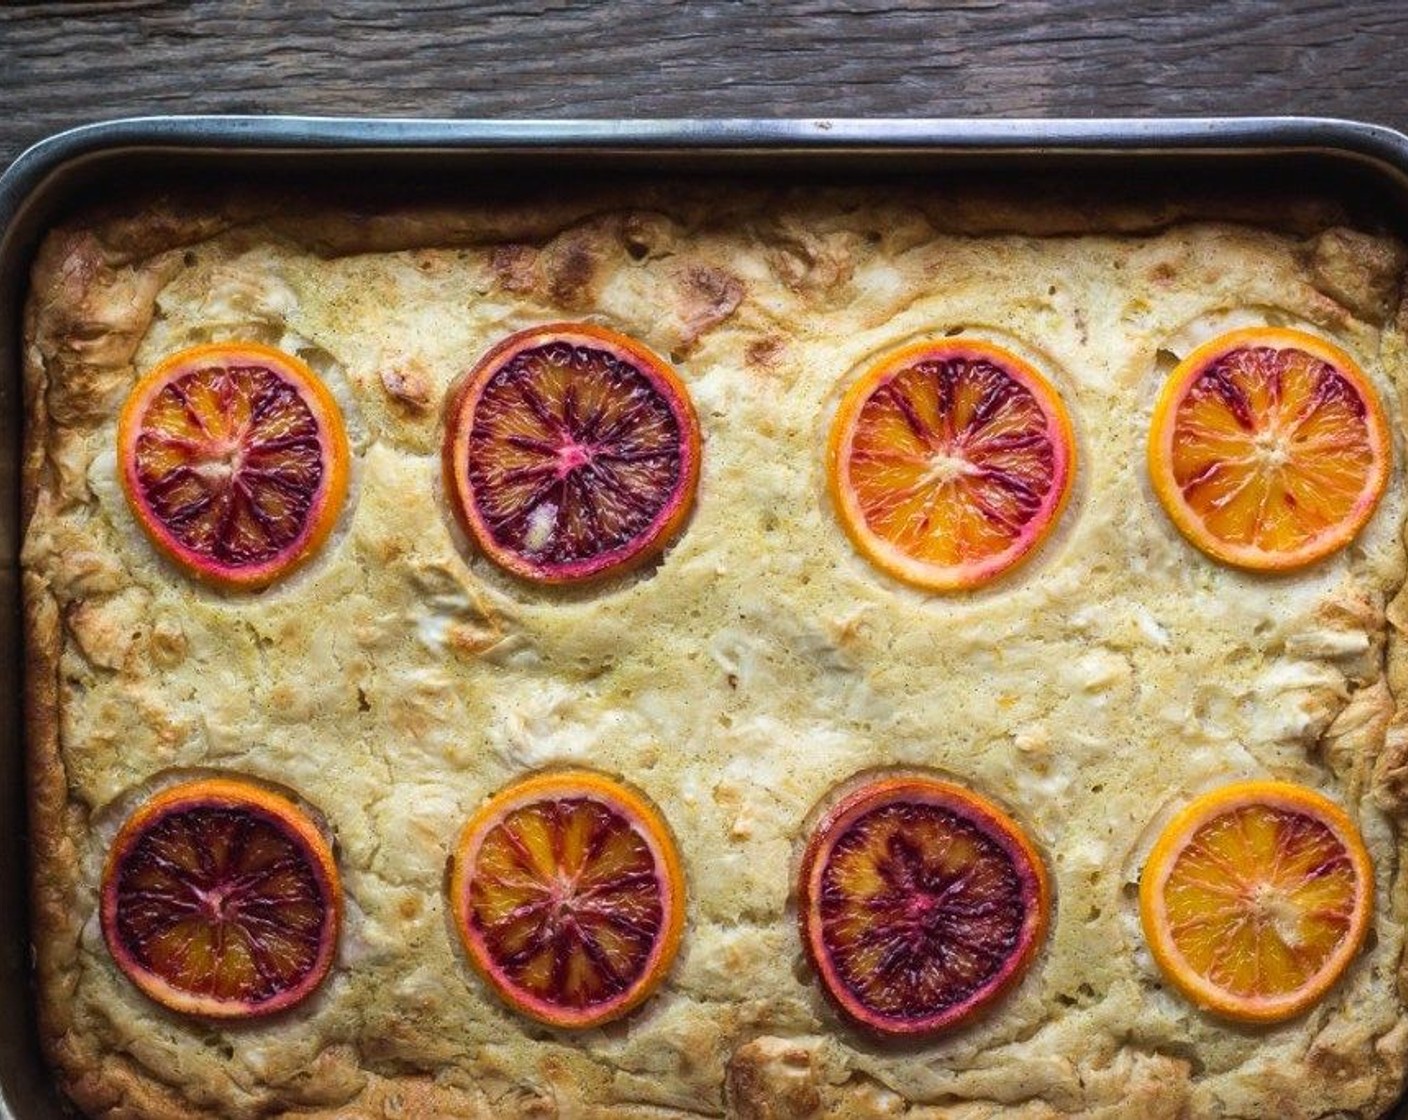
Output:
[
  {"xmin": 100, "ymin": 777, "xmax": 341, "ymax": 1019},
  {"xmin": 798, "ymin": 775, "xmax": 1050, "ymax": 1037},
  {"xmin": 827, "ymin": 338, "xmax": 1076, "ymax": 591},
  {"xmin": 117, "ymin": 342, "xmax": 350, "ymax": 590},
  {"xmin": 443, "ymin": 324, "xmax": 702, "ymax": 584},
  {"xmin": 448, "ymin": 770, "xmax": 685, "ymax": 1028}
]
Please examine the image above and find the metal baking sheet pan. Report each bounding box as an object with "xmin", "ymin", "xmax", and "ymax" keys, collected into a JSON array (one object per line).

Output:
[{"xmin": 4, "ymin": 115, "xmax": 1408, "ymax": 1119}]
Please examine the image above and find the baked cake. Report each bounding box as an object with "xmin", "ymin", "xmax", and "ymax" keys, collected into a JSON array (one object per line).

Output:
[{"xmin": 21, "ymin": 179, "xmax": 1408, "ymax": 1118}]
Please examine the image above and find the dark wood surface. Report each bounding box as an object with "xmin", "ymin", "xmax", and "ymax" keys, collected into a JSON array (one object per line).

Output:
[{"xmin": 1, "ymin": 1, "xmax": 1407, "ymax": 171}]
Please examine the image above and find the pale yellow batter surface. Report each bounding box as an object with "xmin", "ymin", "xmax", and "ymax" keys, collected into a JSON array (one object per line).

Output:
[{"xmin": 21, "ymin": 182, "xmax": 1408, "ymax": 1118}]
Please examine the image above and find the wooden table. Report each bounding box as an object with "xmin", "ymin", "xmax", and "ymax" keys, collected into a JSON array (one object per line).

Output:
[{"xmin": 2, "ymin": 1, "xmax": 1406, "ymax": 170}]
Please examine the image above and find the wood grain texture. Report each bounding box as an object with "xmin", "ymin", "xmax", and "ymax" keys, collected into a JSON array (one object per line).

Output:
[{"xmin": 1, "ymin": 0, "xmax": 1407, "ymax": 169}]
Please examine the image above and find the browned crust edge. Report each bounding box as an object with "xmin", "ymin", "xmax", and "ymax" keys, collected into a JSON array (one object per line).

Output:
[{"xmin": 20, "ymin": 223, "xmax": 207, "ymax": 1119}]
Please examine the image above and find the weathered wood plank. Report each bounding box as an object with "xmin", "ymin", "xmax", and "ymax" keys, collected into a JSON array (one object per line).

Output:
[{"xmin": 1, "ymin": 1, "xmax": 1406, "ymax": 169}]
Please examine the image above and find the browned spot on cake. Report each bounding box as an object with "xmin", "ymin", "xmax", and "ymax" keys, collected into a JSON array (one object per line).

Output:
[
  {"xmin": 490, "ymin": 244, "xmax": 538, "ymax": 294},
  {"xmin": 726, "ymin": 1037, "xmax": 822, "ymax": 1120},
  {"xmin": 765, "ymin": 227, "xmax": 857, "ymax": 297},
  {"xmin": 1372, "ymin": 719, "xmax": 1408, "ymax": 814},
  {"xmin": 1318, "ymin": 589, "xmax": 1380, "ymax": 635},
  {"xmin": 543, "ymin": 233, "xmax": 601, "ymax": 309},
  {"xmin": 405, "ymin": 561, "xmax": 506, "ymax": 659},
  {"xmin": 380, "ymin": 363, "xmax": 433, "ymax": 411},
  {"xmin": 1306, "ymin": 1037, "xmax": 1362, "ymax": 1085},
  {"xmin": 674, "ymin": 263, "xmax": 745, "ymax": 351},
  {"xmin": 1303, "ymin": 289, "xmax": 1356, "ymax": 334},
  {"xmin": 276, "ymin": 1043, "xmax": 367, "ymax": 1108},
  {"xmin": 447, "ymin": 617, "xmax": 505, "ymax": 657},
  {"xmin": 746, "ymin": 336, "xmax": 786, "ymax": 375},
  {"xmin": 148, "ymin": 617, "xmax": 188, "ymax": 669},
  {"xmin": 33, "ymin": 232, "xmax": 179, "ymax": 426},
  {"xmin": 533, "ymin": 1052, "xmax": 578, "ymax": 1115},
  {"xmin": 825, "ymin": 607, "xmax": 873, "ymax": 651},
  {"xmin": 1306, "ymin": 227, "xmax": 1408, "ymax": 325},
  {"xmin": 66, "ymin": 591, "xmax": 152, "ymax": 673},
  {"xmin": 517, "ymin": 1094, "xmax": 557, "ymax": 1119},
  {"xmin": 621, "ymin": 210, "xmax": 676, "ymax": 261},
  {"xmin": 1148, "ymin": 261, "xmax": 1178, "ymax": 286},
  {"xmin": 409, "ymin": 248, "xmax": 454, "ymax": 277}
]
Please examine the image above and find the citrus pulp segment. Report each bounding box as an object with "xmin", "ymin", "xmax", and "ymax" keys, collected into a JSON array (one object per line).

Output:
[
  {"xmin": 1147, "ymin": 327, "xmax": 1390, "ymax": 570},
  {"xmin": 448, "ymin": 770, "xmax": 685, "ymax": 1029},
  {"xmin": 117, "ymin": 342, "xmax": 350, "ymax": 590},
  {"xmin": 99, "ymin": 777, "xmax": 342, "ymax": 1020},
  {"xmin": 798, "ymin": 775, "xmax": 1050, "ymax": 1037},
  {"xmin": 827, "ymin": 338, "xmax": 1076, "ymax": 591},
  {"xmin": 1138, "ymin": 780, "xmax": 1373, "ymax": 1023},
  {"xmin": 443, "ymin": 324, "xmax": 702, "ymax": 584}
]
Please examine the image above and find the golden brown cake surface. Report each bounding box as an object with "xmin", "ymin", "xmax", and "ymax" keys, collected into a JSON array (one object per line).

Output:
[{"xmin": 21, "ymin": 180, "xmax": 1408, "ymax": 1118}]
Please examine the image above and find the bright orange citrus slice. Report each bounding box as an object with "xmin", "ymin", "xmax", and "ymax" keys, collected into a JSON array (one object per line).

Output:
[
  {"xmin": 100, "ymin": 777, "xmax": 342, "ymax": 1020},
  {"xmin": 443, "ymin": 323, "xmax": 702, "ymax": 584},
  {"xmin": 448, "ymin": 770, "xmax": 685, "ymax": 1029},
  {"xmin": 1147, "ymin": 327, "xmax": 1390, "ymax": 570},
  {"xmin": 827, "ymin": 338, "xmax": 1076, "ymax": 591},
  {"xmin": 798, "ymin": 774, "xmax": 1050, "ymax": 1037},
  {"xmin": 117, "ymin": 342, "xmax": 350, "ymax": 590},
  {"xmin": 1139, "ymin": 780, "xmax": 1373, "ymax": 1023}
]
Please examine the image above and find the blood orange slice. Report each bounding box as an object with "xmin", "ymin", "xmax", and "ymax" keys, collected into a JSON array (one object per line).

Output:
[
  {"xmin": 100, "ymin": 777, "xmax": 341, "ymax": 1020},
  {"xmin": 1139, "ymin": 780, "xmax": 1373, "ymax": 1023},
  {"xmin": 1147, "ymin": 327, "xmax": 1390, "ymax": 570},
  {"xmin": 798, "ymin": 774, "xmax": 1050, "ymax": 1037},
  {"xmin": 117, "ymin": 342, "xmax": 350, "ymax": 590},
  {"xmin": 827, "ymin": 339, "xmax": 1076, "ymax": 592},
  {"xmin": 443, "ymin": 323, "xmax": 702, "ymax": 584},
  {"xmin": 448, "ymin": 770, "xmax": 685, "ymax": 1028}
]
